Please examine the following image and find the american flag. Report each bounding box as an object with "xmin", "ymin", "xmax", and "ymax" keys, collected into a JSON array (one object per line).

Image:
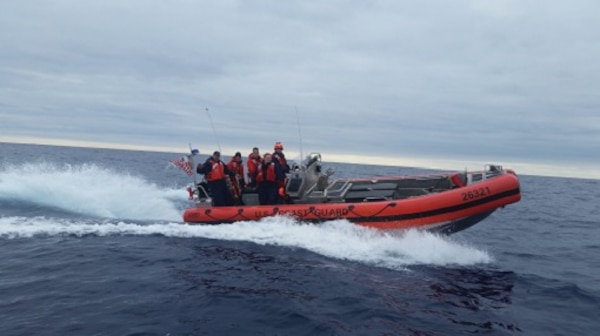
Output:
[{"xmin": 169, "ymin": 156, "xmax": 193, "ymax": 176}]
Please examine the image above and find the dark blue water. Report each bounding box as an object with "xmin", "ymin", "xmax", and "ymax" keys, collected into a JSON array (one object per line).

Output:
[{"xmin": 1, "ymin": 143, "xmax": 599, "ymax": 335}]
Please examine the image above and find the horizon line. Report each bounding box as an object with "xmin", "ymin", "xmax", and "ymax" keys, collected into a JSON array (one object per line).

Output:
[{"xmin": 1, "ymin": 135, "xmax": 598, "ymax": 180}]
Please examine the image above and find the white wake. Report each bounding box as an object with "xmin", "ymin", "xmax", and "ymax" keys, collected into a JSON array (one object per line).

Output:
[
  {"xmin": 0, "ymin": 162, "xmax": 185, "ymax": 221},
  {"xmin": 0, "ymin": 215, "xmax": 492, "ymax": 268}
]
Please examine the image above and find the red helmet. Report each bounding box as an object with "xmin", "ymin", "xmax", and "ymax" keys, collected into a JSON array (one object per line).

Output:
[{"xmin": 274, "ymin": 142, "xmax": 284, "ymax": 150}]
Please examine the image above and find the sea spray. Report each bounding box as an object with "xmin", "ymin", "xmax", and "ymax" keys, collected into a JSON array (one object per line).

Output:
[
  {"xmin": 0, "ymin": 162, "xmax": 184, "ymax": 221},
  {"xmin": 0, "ymin": 215, "xmax": 491, "ymax": 268}
]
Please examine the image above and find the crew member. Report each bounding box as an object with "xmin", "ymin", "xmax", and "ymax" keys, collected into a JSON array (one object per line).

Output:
[
  {"xmin": 246, "ymin": 147, "xmax": 262, "ymax": 188},
  {"xmin": 227, "ymin": 152, "xmax": 245, "ymax": 202},
  {"xmin": 199, "ymin": 151, "xmax": 236, "ymax": 206},
  {"xmin": 255, "ymin": 153, "xmax": 284, "ymax": 205},
  {"xmin": 272, "ymin": 142, "xmax": 289, "ymax": 174},
  {"xmin": 272, "ymin": 142, "xmax": 290, "ymax": 193}
]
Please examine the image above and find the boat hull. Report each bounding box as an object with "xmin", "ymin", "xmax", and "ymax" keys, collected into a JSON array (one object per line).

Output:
[{"xmin": 183, "ymin": 173, "xmax": 521, "ymax": 234}]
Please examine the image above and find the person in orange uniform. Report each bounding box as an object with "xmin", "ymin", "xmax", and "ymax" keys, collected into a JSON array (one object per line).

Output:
[
  {"xmin": 272, "ymin": 142, "xmax": 289, "ymax": 174},
  {"xmin": 271, "ymin": 142, "xmax": 290, "ymax": 194},
  {"xmin": 227, "ymin": 152, "xmax": 245, "ymax": 202},
  {"xmin": 246, "ymin": 147, "xmax": 262, "ymax": 188},
  {"xmin": 255, "ymin": 153, "xmax": 284, "ymax": 205},
  {"xmin": 198, "ymin": 151, "xmax": 236, "ymax": 206}
]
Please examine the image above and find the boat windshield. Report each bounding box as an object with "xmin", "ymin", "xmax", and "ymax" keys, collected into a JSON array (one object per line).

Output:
[{"xmin": 305, "ymin": 152, "xmax": 321, "ymax": 167}]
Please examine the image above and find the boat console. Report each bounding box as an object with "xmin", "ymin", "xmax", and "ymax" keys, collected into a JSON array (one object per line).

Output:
[{"xmin": 190, "ymin": 152, "xmax": 512, "ymax": 208}]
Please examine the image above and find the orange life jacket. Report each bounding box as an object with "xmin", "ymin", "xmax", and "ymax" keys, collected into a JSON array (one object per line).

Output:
[
  {"xmin": 255, "ymin": 163, "xmax": 277, "ymax": 184},
  {"xmin": 247, "ymin": 154, "xmax": 262, "ymax": 178},
  {"xmin": 227, "ymin": 158, "xmax": 244, "ymax": 198},
  {"xmin": 206, "ymin": 159, "xmax": 226, "ymax": 181},
  {"xmin": 228, "ymin": 158, "xmax": 244, "ymax": 177}
]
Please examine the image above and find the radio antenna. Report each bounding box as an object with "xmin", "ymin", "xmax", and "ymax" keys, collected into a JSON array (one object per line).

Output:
[
  {"xmin": 205, "ymin": 107, "xmax": 221, "ymax": 152},
  {"xmin": 295, "ymin": 107, "xmax": 304, "ymax": 160}
]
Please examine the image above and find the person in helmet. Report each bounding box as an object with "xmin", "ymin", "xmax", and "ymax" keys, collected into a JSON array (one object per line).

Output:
[{"xmin": 272, "ymin": 142, "xmax": 289, "ymax": 174}]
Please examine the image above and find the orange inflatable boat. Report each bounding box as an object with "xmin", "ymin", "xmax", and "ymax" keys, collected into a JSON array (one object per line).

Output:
[{"xmin": 183, "ymin": 153, "xmax": 521, "ymax": 234}]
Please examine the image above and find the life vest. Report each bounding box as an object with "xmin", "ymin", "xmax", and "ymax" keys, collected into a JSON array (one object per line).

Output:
[
  {"xmin": 228, "ymin": 158, "xmax": 244, "ymax": 176},
  {"xmin": 247, "ymin": 154, "xmax": 262, "ymax": 178},
  {"xmin": 255, "ymin": 163, "xmax": 277, "ymax": 184},
  {"xmin": 206, "ymin": 160, "xmax": 226, "ymax": 181},
  {"xmin": 227, "ymin": 158, "xmax": 244, "ymax": 198}
]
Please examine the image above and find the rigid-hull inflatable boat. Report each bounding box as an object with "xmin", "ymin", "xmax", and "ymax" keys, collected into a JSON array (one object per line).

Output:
[{"xmin": 183, "ymin": 153, "xmax": 521, "ymax": 234}]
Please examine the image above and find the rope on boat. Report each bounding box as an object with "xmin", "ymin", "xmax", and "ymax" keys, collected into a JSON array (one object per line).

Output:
[
  {"xmin": 199, "ymin": 202, "xmax": 398, "ymax": 224},
  {"xmin": 203, "ymin": 208, "xmax": 251, "ymax": 222},
  {"xmin": 347, "ymin": 202, "xmax": 397, "ymax": 218}
]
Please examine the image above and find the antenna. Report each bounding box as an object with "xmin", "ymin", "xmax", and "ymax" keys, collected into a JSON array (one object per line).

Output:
[
  {"xmin": 188, "ymin": 142, "xmax": 198, "ymax": 185},
  {"xmin": 205, "ymin": 107, "xmax": 222, "ymax": 152},
  {"xmin": 295, "ymin": 107, "xmax": 304, "ymax": 160}
]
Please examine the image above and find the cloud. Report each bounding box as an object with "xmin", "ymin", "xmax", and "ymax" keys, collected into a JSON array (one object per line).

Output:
[{"xmin": 1, "ymin": 0, "xmax": 599, "ymax": 178}]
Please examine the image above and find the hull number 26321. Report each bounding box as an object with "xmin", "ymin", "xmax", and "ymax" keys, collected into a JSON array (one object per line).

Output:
[{"xmin": 462, "ymin": 187, "xmax": 491, "ymax": 201}]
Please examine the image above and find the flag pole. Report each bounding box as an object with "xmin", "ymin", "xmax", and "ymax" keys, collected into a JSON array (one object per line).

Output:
[{"xmin": 188, "ymin": 143, "xmax": 198, "ymax": 186}]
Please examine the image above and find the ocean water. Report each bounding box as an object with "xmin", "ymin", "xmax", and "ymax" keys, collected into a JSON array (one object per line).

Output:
[{"xmin": 1, "ymin": 142, "xmax": 598, "ymax": 335}]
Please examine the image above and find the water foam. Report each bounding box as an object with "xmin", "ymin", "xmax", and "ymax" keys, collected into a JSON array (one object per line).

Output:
[
  {"xmin": 0, "ymin": 162, "xmax": 184, "ymax": 221},
  {"xmin": 0, "ymin": 215, "xmax": 492, "ymax": 268}
]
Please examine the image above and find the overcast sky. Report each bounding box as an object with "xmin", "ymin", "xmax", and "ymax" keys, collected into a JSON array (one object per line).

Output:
[{"xmin": 1, "ymin": 0, "xmax": 599, "ymax": 178}]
